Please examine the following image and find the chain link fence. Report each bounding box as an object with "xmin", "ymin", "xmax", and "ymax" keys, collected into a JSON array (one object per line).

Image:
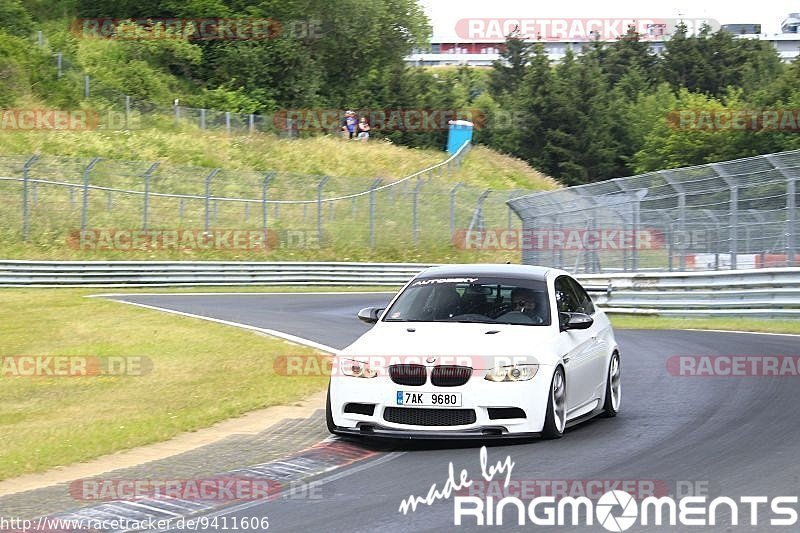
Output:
[
  {"xmin": 0, "ymin": 143, "xmax": 537, "ymax": 254},
  {"xmin": 509, "ymin": 150, "xmax": 800, "ymax": 273}
]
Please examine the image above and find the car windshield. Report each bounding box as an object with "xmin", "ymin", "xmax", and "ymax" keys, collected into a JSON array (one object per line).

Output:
[{"xmin": 382, "ymin": 276, "xmax": 551, "ymax": 326}]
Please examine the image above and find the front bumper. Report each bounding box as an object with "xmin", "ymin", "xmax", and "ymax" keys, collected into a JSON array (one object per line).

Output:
[
  {"xmin": 329, "ymin": 365, "xmax": 553, "ymax": 437},
  {"xmin": 331, "ymin": 425, "xmax": 542, "ymax": 440}
]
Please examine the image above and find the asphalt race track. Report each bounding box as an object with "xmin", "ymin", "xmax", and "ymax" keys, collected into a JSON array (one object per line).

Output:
[{"xmin": 103, "ymin": 292, "xmax": 800, "ymax": 532}]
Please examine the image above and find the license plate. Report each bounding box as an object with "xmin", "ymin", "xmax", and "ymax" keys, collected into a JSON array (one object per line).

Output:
[{"xmin": 396, "ymin": 391, "xmax": 462, "ymax": 407}]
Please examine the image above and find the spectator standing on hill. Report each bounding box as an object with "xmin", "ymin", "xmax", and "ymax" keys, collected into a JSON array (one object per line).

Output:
[
  {"xmin": 341, "ymin": 110, "xmax": 357, "ymax": 139},
  {"xmin": 357, "ymin": 116, "xmax": 370, "ymax": 142}
]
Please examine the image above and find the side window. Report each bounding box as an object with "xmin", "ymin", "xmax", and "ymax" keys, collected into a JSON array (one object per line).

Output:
[
  {"xmin": 554, "ymin": 277, "xmax": 580, "ymax": 313},
  {"xmin": 567, "ymin": 278, "xmax": 596, "ymax": 315}
]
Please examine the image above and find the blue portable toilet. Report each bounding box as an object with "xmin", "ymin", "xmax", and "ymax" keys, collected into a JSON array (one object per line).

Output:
[{"xmin": 447, "ymin": 120, "xmax": 474, "ymax": 154}]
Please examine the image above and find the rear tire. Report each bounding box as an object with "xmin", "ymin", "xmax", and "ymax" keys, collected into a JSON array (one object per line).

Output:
[
  {"xmin": 542, "ymin": 366, "xmax": 566, "ymax": 439},
  {"xmin": 601, "ymin": 352, "xmax": 621, "ymax": 417}
]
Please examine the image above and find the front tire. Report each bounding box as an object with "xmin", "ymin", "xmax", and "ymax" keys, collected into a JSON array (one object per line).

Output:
[
  {"xmin": 326, "ymin": 382, "xmax": 338, "ymax": 434},
  {"xmin": 542, "ymin": 366, "xmax": 566, "ymax": 439},
  {"xmin": 601, "ymin": 352, "xmax": 621, "ymax": 417}
]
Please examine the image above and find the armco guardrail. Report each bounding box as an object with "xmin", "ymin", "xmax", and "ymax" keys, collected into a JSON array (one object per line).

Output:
[
  {"xmin": 1, "ymin": 261, "xmax": 798, "ymax": 317},
  {"xmin": 0, "ymin": 261, "xmax": 434, "ymax": 287},
  {"xmin": 581, "ymin": 268, "xmax": 800, "ymax": 318}
]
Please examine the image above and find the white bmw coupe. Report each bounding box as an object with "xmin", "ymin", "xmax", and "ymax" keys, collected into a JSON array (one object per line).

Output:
[{"xmin": 326, "ymin": 264, "xmax": 620, "ymax": 439}]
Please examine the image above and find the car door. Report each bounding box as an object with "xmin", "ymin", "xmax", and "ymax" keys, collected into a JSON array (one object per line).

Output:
[
  {"xmin": 566, "ymin": 276, "xmax": 608, "ymax": 402},
  {"xmin": 553, "ymin": 276, "xmax": 596, "ymax": 414}
]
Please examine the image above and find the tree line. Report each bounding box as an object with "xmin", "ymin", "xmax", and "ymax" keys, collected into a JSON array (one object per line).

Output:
[{"xmin": 2, "ymin": 0, "xmax": 800, "ymax": 183}]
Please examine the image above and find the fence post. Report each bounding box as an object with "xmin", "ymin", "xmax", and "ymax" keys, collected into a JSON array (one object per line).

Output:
[
  {"xmin": 467, "ymin": 189, "xmax": 491, "ymax": 234},
  {"xmin": 142, "ymin": 162, "xmax": 159, "ymax": 230},
  {"xmin": 174, "ymin": 103, "xmax": 180, "ymax": 127},
  {"xmin": 81, "ymin": 157, "xmax": 101, "ymax": 230},
  {"xmin": 84, "ymin": 75, "xmax": 90, "ymax": 98},
  {"xmin": 507, "ymin": 189, "xmax": 520, "ymax": 230},
  {"xmin": 412, "ymin": 178, "xmax": 424, "ymax": 245},
  {"xmin": 766, "ymin": 155, "xmax": 797, "ymax": 267},
  {"xmin": 200, "ymin": 108, "xmax": 206, "ymax": 129},
  {"xmin": 317, "ymin": 176, "xmax": 330, "ymax": 244},
  {"xmin": 450, "ymin": 182, "xmax": 463, "ymax": 238},
  {"xmin": 261, "ymin": 172, "xmax": 275, "ymax": 230},
  {"xmin": 204, "ymin": 168, "xmax": 220, "ymax": 232},
  {"xmin": 663, "ymin": 172, "xmax": 687, "ymax": 271},
  {"xmin": 37, "ymin": 30, "xmax": 43, "ymax": 47},
  {"xmin": 225, "ymin": 111, "xmax": 231, "ymax": 134},
  {"xmin": 106, "ymin": 191, "xmax": 113, "ymax": 211},
  {"xmin": 249, "ymin": 114, "xmax": 255, "ymax": 134},
  {"xmin": 713, "ymin": 164, "xmax": 738, "ymax": 270},
  {"xmin": 124, "ymin": 96, "xmax": 130, "ymax": 130},
  {"xmin": 22, "ymin": 155, "xmax": 39, "ymax": 241},
  {"xmin": 788, "ymin": 172, "xmax": 797, "ymax": 267},
  {"xmin": 369, "ymin": 178, "xmax": 382, "ymax": 248}
]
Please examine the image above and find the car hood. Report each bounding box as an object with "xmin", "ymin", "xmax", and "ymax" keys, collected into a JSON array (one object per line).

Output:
[{"xmin": 339, "ymin": 321, "xmax": 559, "ymax": 368}]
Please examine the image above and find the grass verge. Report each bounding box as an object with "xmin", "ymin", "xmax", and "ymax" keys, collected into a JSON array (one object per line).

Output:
[
  {"xmin": 0, "ymin": 288, "xmax": 328, "ymax": 481},
  {"xmin": 609, "ymin": 314, "xmax": 800, "ymax": 335}
]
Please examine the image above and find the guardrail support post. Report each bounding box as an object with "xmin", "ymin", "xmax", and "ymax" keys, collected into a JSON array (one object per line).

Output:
[
  {"xmin": 317, "ymin": 176, "xmax": 330, "ymax": 245},
  {"xmin": 200, "ymin": 108, "xmax": 206, "ymax": 130},
  {"xmin": 81, "ymin": 157, "xmax": 101, "ymax": 231},
  {"xmin": 261, "ymin": 172, "xmax": 275, "ymax": 230},
  {"xmin": 204, "ymin": 168, "xmax": 220, "ymax": 232},
  {"xmin": 449, "ymin": 182, "xmax": 463, "ymax": 238},
  {"xmin": 22, "ymin": 154, "xmax": 39, "ymax": 242},
  {"xmin": 142, "ymin": 162, "xmax": 159, "ymax": 230},
  {"xmin": 369, "ymin": 178, "xmax": 382, "ymax": 248}
]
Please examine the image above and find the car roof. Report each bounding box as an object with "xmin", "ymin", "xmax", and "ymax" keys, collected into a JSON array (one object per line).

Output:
[{"xmin": 415, "ymin": 263, "xmax": 554, "ymax": 282}]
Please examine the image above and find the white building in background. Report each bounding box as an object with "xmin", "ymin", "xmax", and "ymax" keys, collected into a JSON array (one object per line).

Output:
[{"xmin": 406, "ymin": 14, "xmax": 800, "ymax": 67}]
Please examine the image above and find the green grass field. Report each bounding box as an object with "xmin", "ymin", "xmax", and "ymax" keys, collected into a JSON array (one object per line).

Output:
[{"xmin": 0, "ymin": 288, "xmax": 327, "ymax": 481}]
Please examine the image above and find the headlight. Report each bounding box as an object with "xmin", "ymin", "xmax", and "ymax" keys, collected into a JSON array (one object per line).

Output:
[
  {"xmin": 340, "ymin": 358, "xmax": 378, "ymax": 378},
  {"xmin": 484, "ymin": 364, "xmax": 538, "ymax": 382}
]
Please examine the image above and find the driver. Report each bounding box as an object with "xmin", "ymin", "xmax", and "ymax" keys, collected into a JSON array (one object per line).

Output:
[{"xmin": 509, "ymin": 287, "xmax": 542, "ymax": 323}]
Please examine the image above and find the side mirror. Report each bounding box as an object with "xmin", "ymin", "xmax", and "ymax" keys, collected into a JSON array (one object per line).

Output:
[
  {"xmin": 357, "ymin": 307, "xmax": 385, "ymax": 324},
  {"xmin": 559, "ymin": 312, "xmax": 594, "ymax": 332}
]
